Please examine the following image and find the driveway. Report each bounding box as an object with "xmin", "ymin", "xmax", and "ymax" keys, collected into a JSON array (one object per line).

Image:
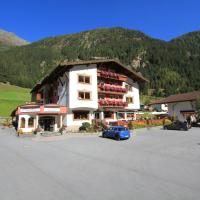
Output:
[{"xmin": 0, "ymin": 126, "xmax": 200, "ymax": 200}]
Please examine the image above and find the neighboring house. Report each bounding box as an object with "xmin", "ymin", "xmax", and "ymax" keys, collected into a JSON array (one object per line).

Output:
[
  {"xmin": 150, "ymin": 91, "xmax": 200, "ymax": 122},
  {"xmin": 12, "ymin": 59, "xmax": 147, "ymax": 133},
  {"xmin": 152, "ymin": 103, "xmax": 168, "ymax": 112}
]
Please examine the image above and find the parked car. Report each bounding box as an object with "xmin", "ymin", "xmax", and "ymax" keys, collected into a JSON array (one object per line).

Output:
[
  {"xmin": 163, "ymin": 120, "xmax": 188, "ymax": 131},
  {"xmin": 191, "ymin": 122, "xmax": 200, "ymax": 127},
  {"xmin": 102, "ymin": 126, "xmax": 130, "ymax": 140}
]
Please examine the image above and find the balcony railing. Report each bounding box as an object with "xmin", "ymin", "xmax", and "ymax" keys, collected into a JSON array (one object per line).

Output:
[
  {"xmin": 97, "ymin": 70, "xmax": 127, "ymax": 81},
  {"xmin": 98, "ymin": 99, "xmax": 128, "ymax": 108},
  {"xmin": 98, "ymin": 83, "xmax": 128, "ymax": 94}
]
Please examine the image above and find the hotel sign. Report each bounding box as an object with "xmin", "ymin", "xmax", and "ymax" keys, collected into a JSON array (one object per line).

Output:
[
  {"xmin": 44, "ymin": 107, "xmax": 60, "ymax": 112},
  {"xmin": 20, "ymin": 108, "xmax": 40, "ymax": 113}
]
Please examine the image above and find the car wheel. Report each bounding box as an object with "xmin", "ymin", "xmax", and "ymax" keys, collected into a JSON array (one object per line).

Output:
[
  {"xmin": 163, "ymin": 126, "xmax": 167, "ymax": 130},
  {"xmin": 115, "ymin": 134, "xmax": 120, "ymax": 141}
]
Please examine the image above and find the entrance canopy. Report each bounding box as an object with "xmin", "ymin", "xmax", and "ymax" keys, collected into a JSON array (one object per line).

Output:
[{"xmin": 12, "ymin": 103, "xmax": 67, "ymax": 116}]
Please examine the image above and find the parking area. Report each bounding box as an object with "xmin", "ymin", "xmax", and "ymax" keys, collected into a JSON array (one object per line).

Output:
[{"xmin": 0, "ymin": 126, "xmax": 200, "ymax": 200}]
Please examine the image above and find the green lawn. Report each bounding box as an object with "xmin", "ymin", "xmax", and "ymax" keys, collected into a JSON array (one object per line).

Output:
[{"xmin": 0, "ymin": 83, "xmax": 31, "ymax": 117}]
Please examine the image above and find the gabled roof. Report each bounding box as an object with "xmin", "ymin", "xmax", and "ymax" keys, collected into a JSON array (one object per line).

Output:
[
  {"xmin": 31, "ymin": 59, "xmax": 148, "ymax": 93},
  {"xmin": 150, "ymin": 91, "xmax": 200, "ymax": 105}
]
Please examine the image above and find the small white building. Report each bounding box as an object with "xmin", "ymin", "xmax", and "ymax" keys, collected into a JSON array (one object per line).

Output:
[
  {"xmin": 151, "ymin": 91, "xmax": 200, "ymax": 122},
  {"xmin": 12, "ymin": 59, "xmax": 148, "ymax": 133}
]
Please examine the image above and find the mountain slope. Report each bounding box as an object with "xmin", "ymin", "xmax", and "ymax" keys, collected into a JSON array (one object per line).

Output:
[
  {"xmin": 0, "ymin": 27, "xmax": 200, "ymax": 96},
  {"xmin": 0, "ymin": 29, "xmax": 28, "ymax": 50}
]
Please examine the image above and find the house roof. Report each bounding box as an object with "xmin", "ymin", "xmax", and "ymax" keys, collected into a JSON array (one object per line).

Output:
[
  {"xmin": 31, "ymin": 59, "xmax": 148, "ymax": 93},
  {"xmin": 150, "ymin": 91, "xmax": 200, "ymax": 105}
]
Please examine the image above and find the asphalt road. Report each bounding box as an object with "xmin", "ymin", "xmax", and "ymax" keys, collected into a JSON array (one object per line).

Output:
[{"xmin": 0, "ymin": 126, "xmax": 200, "ymax": 200}]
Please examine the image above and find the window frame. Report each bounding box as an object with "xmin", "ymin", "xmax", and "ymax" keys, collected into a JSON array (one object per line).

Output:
[
  {"xmin": 73, "ymin": 110, "xmax": 89, "ymax": 120},
  {"xmin": 21, "ymin": 117, "xmax": 26, "ymax": 128},
  {"xmin": 126, "ymin": 97, "xmax": 133, "ymax": 104},
  {"xmin": 78, "ymin": 91, "xmax": 91, "ymax": 100},
  {"xmin": 78, "ymin": 75, "xmax": 91, "ymax": 84},
  {"xmin": 28, "ymin": 117, "xmax": 34, "ymax": 128}
]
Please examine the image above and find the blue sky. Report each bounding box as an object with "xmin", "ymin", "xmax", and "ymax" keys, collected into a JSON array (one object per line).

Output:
[{"xmin": 1, "ymin": 0, "xmax": 200, "ymax": 42}]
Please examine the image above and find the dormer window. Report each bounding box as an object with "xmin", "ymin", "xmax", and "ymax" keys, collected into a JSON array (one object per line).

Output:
[{"xmin": 78, "ymin": 75, "xmax": 90, "ymax": 84}]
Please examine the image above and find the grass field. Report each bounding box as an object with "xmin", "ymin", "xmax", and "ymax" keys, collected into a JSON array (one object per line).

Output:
[{"xmin": 0, "ymin": 83, "xmax": 31, "ymax": 117}]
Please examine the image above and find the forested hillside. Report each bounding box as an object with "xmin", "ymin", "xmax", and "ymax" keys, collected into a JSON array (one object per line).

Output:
[{"xmin": 0, "ymin": 27, "xmax": 200, "ymax": 96}]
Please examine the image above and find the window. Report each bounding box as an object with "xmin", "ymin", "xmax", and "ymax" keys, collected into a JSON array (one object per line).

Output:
[
  {"xmin": 126, "ymin": 97, "xmax": 133, "ymax": 104},
  {"xmin": 78, "ymin": 75, "xmax": 91, "ymax": 84},
  {"xmin": 73, "ymin": 111, "xmax": 89, "ymax": 120},
  {"xmin": 127, "ymin": 113, "xmax": 134, "ymax": 118},
  {"xmin": 117, "ymin": 112, "xmax": 125, "ymax": 119},
  {"xmin": 21, "ymin": 117, "xmax": 25, "ymax": 128},
  {"xmin": 85, "ymin": 76, "xmax": 90, "ymax": 84},
  {"xmin": 125, "ymin": 84, "xmax": 132, "ymax": 91},
  {"xmin": 28, "ymin": 117, "xmax": 34, "ymax": 127},
  {"xmin": 104, "ymin": 111, "xmax": 113, "ymax": 118},
  {"xmin": 78, "ymin": 91, "xmax": 91, "ymax": 100},
  {"xmin": 118, "ymin": 127, "xmax": 126, "ymax": 131}
]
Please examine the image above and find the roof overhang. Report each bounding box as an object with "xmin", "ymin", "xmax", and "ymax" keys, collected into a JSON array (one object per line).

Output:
[{"xmin": 31, "ymin": 59, "xmax": 148, "ymax": 93}]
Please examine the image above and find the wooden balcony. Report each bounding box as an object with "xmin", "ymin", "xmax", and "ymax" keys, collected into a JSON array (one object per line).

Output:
[
  {"xmin": 98, "ymin": 84, "xmax": 128, "ymax": 95},
  {"xmin": 97, "ymin": 70, "xmax": 128, "ymax": 82},
  {"xmin": 98, "ymin": 99, "xmax": 128, "ymax": 108}
]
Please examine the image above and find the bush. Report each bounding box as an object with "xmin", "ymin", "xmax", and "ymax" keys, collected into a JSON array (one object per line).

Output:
[
  {"xmin": 2, "ymin": 118, "xmax": 12, "ymax": 127},
  {"xmin": 163, "ymin": 119, "xmax": 172, "ymax": 125},
  {"xmin": 79, "ymin": 122, "xmax": 91, "ymax": 132},
  {"xmin": 128, "ymin": 121, "xmax": 134, "ymax": 130},
  {"xmin": 133, "ymin": 124, "xmax": 146, "ymax": 129},
  {"xmin": 17, "ymin": 129, "xmax": 23, "ymax": 136}
]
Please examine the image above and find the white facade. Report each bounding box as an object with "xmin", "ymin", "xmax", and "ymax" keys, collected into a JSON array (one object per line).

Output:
[
  {"xmin": 58, "ymin": 64, "xmax": 98, "ymax": 127},
  {"xmin": 68, "ymin": 64, "xmax": 98, "ymax": 110},
  {"xmin": 168, "ymin": 101, "xmax": 195, "ymax": 121},
  {"xmin": 123, "ymin": 80, "xmax": 140, "ymax": 110},
  {"xmin": 57, "ymin": 64, "xmax": 141, "ymax": 128},
  {"xmin": 18, "ymin": 114, "xmax": 36, "ymax": 133}
]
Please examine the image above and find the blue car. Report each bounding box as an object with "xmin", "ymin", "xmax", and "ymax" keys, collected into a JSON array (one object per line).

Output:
[{"xmin": 102, "ymin": 126, "xmax": 130, "ymax": 140}]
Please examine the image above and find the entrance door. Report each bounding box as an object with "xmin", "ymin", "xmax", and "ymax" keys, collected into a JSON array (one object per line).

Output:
[{"xmin": 39, "ymin": 116, "xmax": 55, "ymax": 131}]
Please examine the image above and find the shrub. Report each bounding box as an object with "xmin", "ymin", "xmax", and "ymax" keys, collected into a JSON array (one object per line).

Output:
[
  {"xmin": 17, "ymin": 129, "xmax": 23, "ymax": 136},
  {"xmin": 59, "ymin": 125, "xmax": 67, "ymax": 134},
  {"xmin": 134, "ymin": 124, "xmax": 146, "ymax": 129},
  {"xmin": 128, "ymin": 121, "xmax": 134, "ymax": 130},
  {"xmin": 163, "ymin": 119, "xmax": 172, "ymax": 125},
  {"xmin": 2, "ymin": 118, "xmax": 12, "ymax": 127},
  {"xmin": 79, "ymin": 122, "xmax": 91, "ymax": 132}
]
